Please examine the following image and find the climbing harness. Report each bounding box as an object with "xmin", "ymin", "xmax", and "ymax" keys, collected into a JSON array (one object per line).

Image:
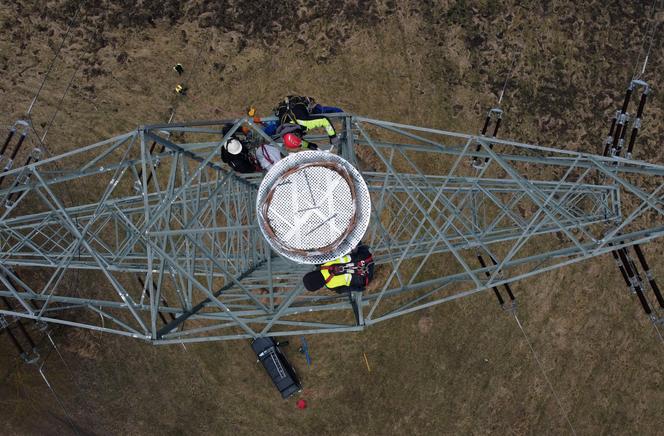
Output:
[{"xmin": 320, "ymin": 255, "xmax": 374, "ymax": 287}]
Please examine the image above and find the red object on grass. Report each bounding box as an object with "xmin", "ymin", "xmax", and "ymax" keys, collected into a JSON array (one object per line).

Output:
[{"xmin": 296, "ymin": 399, "xmax": 307, "ymax": 409}]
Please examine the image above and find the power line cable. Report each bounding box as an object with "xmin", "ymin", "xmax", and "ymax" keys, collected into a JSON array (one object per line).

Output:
[
  {"xmin": 45, "ymin": 329, "xmax": 82, "ymax": 390},
  {"xmin": 25, "ymin": 6, "xmax": 81, "ymax": 117},
  {"xmin": 36, "ymin": 356, "xmax": 79, "ymax": 436},
  {"xmin": 651, "ymin": 322, "xmax": 664, "ymax": 346},
  {"xmin": 497, "ymin": 54, "xmax": 519, "ymax": 106},
  {"xmin": 37, "ymin": 66, "xmax": 80, "ymax": 154},
  {"xmin": 514, "ymin": 314, "xmax": 577, "ymax": 436},
  {"xmin": 5, "ymin": 9, "xmax": 86, "ymax": 426},
  {"xmin": 633, "ymin": 0, "xmax": 662, "ymax": 79}
]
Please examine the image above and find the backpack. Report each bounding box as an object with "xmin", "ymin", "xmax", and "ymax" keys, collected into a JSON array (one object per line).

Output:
[{"xmin": 273, "ymin": 95, "xmax": 315, "ymax": 125}]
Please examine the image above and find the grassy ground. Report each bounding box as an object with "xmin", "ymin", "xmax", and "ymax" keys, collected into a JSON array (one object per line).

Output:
[{"xmin": 1, "ymin": 1, "xmax": 664, "ymax": 434}]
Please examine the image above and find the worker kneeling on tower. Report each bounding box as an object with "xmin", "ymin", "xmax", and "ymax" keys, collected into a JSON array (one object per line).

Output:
[
  {"xmin": 274, "ymin": 95, "xmax": 341, "ymax": 151},
  {"xmin": 302, "ymin": 244, "xmax": 374, "ymax": 293}
]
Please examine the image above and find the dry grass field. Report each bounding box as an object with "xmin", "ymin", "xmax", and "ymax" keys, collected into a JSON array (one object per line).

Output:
[{"xmin": 1, "ymin": 1, "xmax": 664, "ymax": 434}]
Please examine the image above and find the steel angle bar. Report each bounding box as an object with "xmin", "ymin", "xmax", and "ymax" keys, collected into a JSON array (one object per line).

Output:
[
  {"xmin": 32, "ymin": 223, "xmax": 71, "ymax": 254},
  {"xmin": 152, "ymin": 253, "xmax": 268, "ymax": 338},
  {"xmin": 150, "ymin": 127, "xmax": 229, "ymax": 134},
  {"xmin": 168, "ymin": 174, "xmax": 239, "ymax": 235},
  {"xmin": 187, "ymin": 222, "xmax": 664, "ymax": 319},
  {"xmin": 258, "ymin": 284, "xmax": 306, "ymax": 335},
  {"xmin": 480, "ymin": 161, "xmax": 596, "ymax": 287},
  {"xmin": 0, "ymin": 269, "xmax": 35, "ymax": 314},
  {"xmin": 362, "ymin": 118, "xmax": 468, "ymax": 160},
  {"xmin": 0, "ymin": 309, "xmax": 149, "ymax": 339},
  {"xmin": 358, "ymin": 116, "xmax": 664, "ymax": 172},
  {"xmin": 0, "ymin": 290, "xmax": 178, "ymax": 314},
  {"xmin": 154, "ymin": 333, "xmax": 254, "ymax": 344},
  {"xmin": 80, "ymin": 133, "xmax": 138, "ymax": 173},
  {"xmin": 342, "ymin": 116, "xmax": 359, "ymax": 165},
  {"xmin": 358, "ymin": 137, "xmax": 664, "ymax": 179},
  {"xmin": 357, "ymin": 116, "xmax": 473, "ymax": 141},
  {"xmin": 370, "ymin": 216, "xmax": 613, "ymax": 260},
  {"xmin": 378, "ymin": 175, "xmax": 449, "ymax": 242},
  {"xmin": 37, "ymin": 253, "xmax": 80, "ymax": 315},
  {"xmin": 244, "ymin": 118, "xmax": 283, "ymax": 149},
  {"xmin": 142, "ymin": 147, "xmax": 158, "ymax": 339},
  {"xmin": 87, "ymin": 305, "xmax": 145, "ymax": 336},
  {"xmin": 488, "ymin": 166, "xmax": 601, "ymax": 244},
  {"xmin": 154, "ymin": 325, "xmax": 365, "ymax": 345},
  {"xmin": 0, "ymin": 224, "xmax": 56, "ymax": 266},
  {"xmin": 366, "ymin": 197, "xmax": 407, "ymax": 289},
  {"xmin": 370, "ymin": 148, "xmax": 395, "ymax": 242},
  {"xmin": 588, "ymin": 158, "xmax": 664, "ymax": 244},
  {"xmin": 376, "ymin": 188, "xmax": 439, "ymax": 242},
  {"xmin": 0, "ymin": 132, "xmax": 136, "ymax": 181},
  {"xmin": 37, "ymin": 303, "xmax": 88, "ymax": 314},
  {"xmin": 0, "ymin": 115, "xmax": 661, "ymax": 342},
  {"xmin": 598, "ymin": 184, "xmax": 664, "ymax": 250},
  {"xmin": 25, "ymin": 179, "xmax": 134, "ymax": 300},
  {"xmin": 394, "ymin": 149, "xmax": 486, "ymax": 241},
  {"xmin": 32, "ymin": 171, "xmax": 149, "ymax": 334},
  {"xmin": 381, "ymin": 281, "xmax": 457, "ymax": 316},
  {"xmin": 134, "ymin": 126, "xmax": 237, "ymax": 226},
  {"xmin": 163, "ymin": 316, "xmax": 355, "ymax": 340},
  {"xmin": 144, "ymin": 118, "xmax": 243, "ymax": 130},
  {"xmin": 110, "ymin": 130, "xmax": 247, "ymax": 262},
  {"xmin": 491, "ymin": 149, "xmax": 596, "ymax": 243},
  {"xmin": 384, "ymin": 173, "xmax": 490, "ymax": 289},
  {"xmin": 144, "ymin": 129, "xmax": 250, "ymax": 188},
  {"xmin": 356, "ymin": 122, "xmax": 483, "ymax": 320},
  {"xmin": 369, "ymin": 223, "xmax": 664, "ymax": 302},
  {"xmin": 474, "ymin": 185, "xmax": 528, "ymax": 233},
  {"xmin": 382, "ymin": 139, "xmax": 500, "ymax": 252},
  {"xmin": 365, "ymin": 227, "xmax": 664, "ymax": 325},
  {"xmin": 147, "ymin": 225, "xmax": 259, "ymax": 236},
  {"xmin": 0, "ymin": 270, "xmax": 37, "ymax": 301},
  {"xmin": 481, "ymin": 143, "xmax": 590, "ymax": 251},
  {"xmin": 177, "ymin": 232, "xmax": 270, "ymax": 312}
]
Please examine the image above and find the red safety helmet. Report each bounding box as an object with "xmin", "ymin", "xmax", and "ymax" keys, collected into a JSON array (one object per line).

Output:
[{"xmin": 283, "ymin": 132, "xmax": 302, "ymax": 149}]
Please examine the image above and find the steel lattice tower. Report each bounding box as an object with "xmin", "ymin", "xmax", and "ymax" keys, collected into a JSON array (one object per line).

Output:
[{"xmin": 0, "ymin": 112, "xmax": 663, "ymax": 344}]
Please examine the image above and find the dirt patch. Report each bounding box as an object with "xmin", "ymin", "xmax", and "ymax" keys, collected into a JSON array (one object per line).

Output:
[{"xmin": 417, "ymin": 315, "xmax": 434, "ymax": 334}]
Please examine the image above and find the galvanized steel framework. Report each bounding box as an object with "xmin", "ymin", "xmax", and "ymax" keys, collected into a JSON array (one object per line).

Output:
[{"xmin": 0, "ymin": 113, "xmax": 663, "ymax": 344}]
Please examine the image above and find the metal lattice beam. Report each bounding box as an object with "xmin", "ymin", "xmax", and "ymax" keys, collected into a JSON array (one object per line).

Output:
[{"xmin": 0, "ymin": 113, "xmax": 662, "ymax": 343}]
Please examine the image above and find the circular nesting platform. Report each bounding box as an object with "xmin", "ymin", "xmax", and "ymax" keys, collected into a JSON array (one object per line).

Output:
[{"xmin": 256, "ymin": 151, "xmax": 371, "ymax": 264}]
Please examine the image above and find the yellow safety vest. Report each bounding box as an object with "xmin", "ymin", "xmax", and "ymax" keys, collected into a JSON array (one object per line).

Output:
[{"xmin": 320, "ymin": 255, "xmax": 352, "ymax": 289}]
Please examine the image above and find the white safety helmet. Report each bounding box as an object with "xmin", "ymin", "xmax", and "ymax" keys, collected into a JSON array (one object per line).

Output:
[{"xmin": 225, "ymin": 138, "xmax": 243, "ymax": 155}]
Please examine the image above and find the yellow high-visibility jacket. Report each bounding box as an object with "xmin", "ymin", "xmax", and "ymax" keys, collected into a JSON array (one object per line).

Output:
[{"xmin": 320, "ymin": 255, "xmax": 352, "ymax": 289}]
